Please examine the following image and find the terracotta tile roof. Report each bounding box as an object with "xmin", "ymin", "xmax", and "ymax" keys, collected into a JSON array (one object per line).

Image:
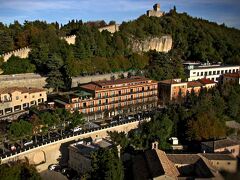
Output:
[
  {"xmin": 201, "ymin": 138, "xmax": 239, "ymax": 150},
  {"xmin": 187, "ymin": 81, "xmax": 203, "ymax": 88},
  {"xmin": 198, "ymin": 78, "xmax": 216, "ymax": 85},
  {"xmin": 167, "ymin": 154, "xmax": 200, "ymax": 164},
  {"xmin": 200, "ymin": 153, "xmax": 236, "ymax": 161},
  {"xmin": 160, "ymin": 79, "xmax": 186, "ymax": 85},
  {"xmin": 145, "ymin": 149, "xmax": 180, "ymax": 178},
  {"xmin": 80, "ymin": 76, "xmax": 157, "ymax": 91},
  {"xmin": 0, "ymin": 87, "xmax": 45, "ymax": 94},
  {"xmin": 223, "ymin": 73, "xmax": 240, "ymax": 78}
]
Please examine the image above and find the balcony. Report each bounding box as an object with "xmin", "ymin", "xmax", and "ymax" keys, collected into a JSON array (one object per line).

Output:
[
  {"xmin": 95, "ymin": 89, "xmax": 158, "ymax": 100},
  {"xmin": 74, "ymin": 93, "xmax": 158, "ymax": 110}
]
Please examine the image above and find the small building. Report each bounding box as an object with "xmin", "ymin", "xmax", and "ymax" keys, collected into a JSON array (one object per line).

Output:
[
  {"xmin": 159, "ymin": 78, "xmax": 216, "ymax": 101},
  {"xmin": 68, "ymin": 137, "xmax": 113, "ymax": 174},
  {"xmin": 0, "ymin": 87, "xmax": 47, "ymax": 117},
  {"xmin": 223, "ymin": 72, "xmax": 240, "ymax": 85},
  {"xmin": 201, "ymin": 138, "xmax": 240, "ymax": 158},
  {"xmin": 201, "ymin": 153, "xmax": 238, "ymax": 173},
  {"xmin": 159, "ymin": 79, "xmax": 187, "ymax": 101},
  {"xmin": 146, "ymin": 3, "xmax": 163, "ymax": 18}
]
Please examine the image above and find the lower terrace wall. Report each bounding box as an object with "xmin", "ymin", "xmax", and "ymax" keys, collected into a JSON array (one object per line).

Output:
[
  {"xmin": 0, "ymin": 119, "xmax": 142, "ymax": 172},
  {"xmin": 0, "ymin": 72, "xmax": 131, "ymax": 89}
]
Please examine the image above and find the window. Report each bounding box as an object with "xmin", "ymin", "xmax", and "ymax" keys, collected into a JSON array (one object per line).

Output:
[
  {"xmin": 227, "ymin": 162, "xmax": 231, "ymax": 165},
  {"xmin": 40, "ymin": 94, "xmax": 42, "ymax": 97},
  {"xmin": 229, "ymin": 70, "xmax": 232, "ymax": 73},
  {"xmin": 197, "ymin": 72, "xmax": 199, "ymax": 76},
  {"xmin": 201, "ymin": 72, "xmax": 203, "ymax": 76},
  {"xmin": 205, "ymin": 72, "xmax": 208, "ymax": 76},
  {"xmin": 16, "ymin": 96, "xmax": 19, "ymax": 100},
  {"xmin": 225, "ymin": 70, "xmax": 228, "ymax": 73},
  {"xmin": 118, "ymin": 91, "xmax": 121, "ymax": 95},
  {"xmin": 83, "ymin": 102, "xmax": 86, "ymax": 108},
  {"xmin": 209, "ymin": 71, "xmax": 212, "ymax": 75},
  {"xmin": 32, "ymin": 95, "xmax": 35, "ymax": 98},
  {"xmin": 231, "ymin": 149, "xmax": 235, "ymax": 153},
  {"xmin": 233, "ymin": 69, "xmax": 235, "ymax": 73},
  {"xmin": 131, "ymin": 89, "xmax": 133, "ymax": 93},
  {"xmin": 217, "ymin": 70, "xmax": 220, "ymax": 75},
  {"xmin": 24, "ymin": 96, "xmax": 27, "ymax": 98},
  {"xmin": 98, "ymin": 100, "xmax": 101, "ymax": 105},
  {"xmin": 213, "ymin": 71, "xmax": 216, "ymax": 75},
  {"xmin": 97, "ymin": 93, "xmax": 101, "ymax": 98},
  {"xmin": 221, "ymin": 70, "xmax": 224, "ymax": 74}
]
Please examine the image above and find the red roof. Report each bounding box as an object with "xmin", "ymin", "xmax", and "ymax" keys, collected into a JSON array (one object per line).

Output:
[
  {"xmin": 223, "ymin": 73, "xmax": 240, "ymax": 78},
  {"xmin": 80, "ymin": 76, "xmax": 157, "ymax": 91},
  {"xmin": 187, "ymin": 81, "xmax": 202, "ymax": 88},
  {"xmin": 0, "ymin": 87, "xmax": 45, "ymax": 94},
  {"xmin": 198, "ymin": 78, "xmax": 216, "ymax": 85}
]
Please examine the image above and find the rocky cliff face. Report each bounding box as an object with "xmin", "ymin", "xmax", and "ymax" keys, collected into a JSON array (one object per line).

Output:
[{"xmin": 131, "ymin": 35, "xmax": 172, "ymax": 53}]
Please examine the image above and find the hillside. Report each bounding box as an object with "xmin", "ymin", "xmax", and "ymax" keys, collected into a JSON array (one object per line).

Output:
[{"xmin": 0, "ymin": 8, "xmax": 240, "ymax": 90}]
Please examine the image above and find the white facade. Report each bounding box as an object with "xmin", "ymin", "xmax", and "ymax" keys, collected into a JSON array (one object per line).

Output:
[{"xmin": 187, "ymin": 65, "xmax": 240, "ymax": 82}]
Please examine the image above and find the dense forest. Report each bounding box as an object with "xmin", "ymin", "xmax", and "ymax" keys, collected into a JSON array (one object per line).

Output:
[{"xmin": 0, "ymin": 8, "xmax": 240, "ymax": 90}]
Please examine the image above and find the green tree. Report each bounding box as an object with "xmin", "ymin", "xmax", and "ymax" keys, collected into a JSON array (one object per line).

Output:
[
  {"xmin": 90, "ymin": 148, "xmax": 124, "ymax": 180},
  {"xmin": 187, "ymin": 112, "xmax": 226, "ymax": 141},
  {"xmin": 0, "ymin": 162, "xmax": 41, "ymax": 180},
  {"xmin": 1, "ymin": 56, "xmax": 36, "ymax": 74}
]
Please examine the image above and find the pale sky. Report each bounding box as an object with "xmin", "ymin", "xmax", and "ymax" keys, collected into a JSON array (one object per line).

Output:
[{"xmin": 0, "ymin": 0, "xmax": 239, "ymax": 28}]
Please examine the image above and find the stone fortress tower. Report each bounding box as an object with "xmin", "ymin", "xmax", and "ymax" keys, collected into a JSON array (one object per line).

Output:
[{"xmin": 146, "ymin": 3, "xmax": 163, "ymax": 18}]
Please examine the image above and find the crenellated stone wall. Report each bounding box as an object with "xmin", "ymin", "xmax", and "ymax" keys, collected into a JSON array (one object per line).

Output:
[
  {"xmin": 0, "ymin": 47, "xmax": 31, "ymax": 62},
  {"xmin": 61, "ymin": 35, "xmax": 76, "ymax": 45},
  {"xmin": 131, "ymin": 35, "xmax": 172, "ymax": 53},
  {"xmin": 0, "ymin": 72, "xmax": 131, "ymax": 89},
  {"xmin": 0, "ymin": 35, "xmax": 77, "ymax": 63},
  {"xmin": 98, "ymin": 24, "xmax": 120, "ymax": 34}
]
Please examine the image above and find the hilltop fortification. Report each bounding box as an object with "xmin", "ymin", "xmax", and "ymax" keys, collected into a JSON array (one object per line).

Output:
[
  {"xmin": 146, "ymin": 3, "xmax": 163, "ymax": 18},
  {"xmin": 0, "ymin": 47, "xmax": 31, "ymax": 62}
]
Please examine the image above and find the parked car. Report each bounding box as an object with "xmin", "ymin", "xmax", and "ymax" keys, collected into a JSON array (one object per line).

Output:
[
  {"xmin": 23, "ymin": 139, "xmax": 33, "ymax": 147},
  {"xmin": 48, "ymin": 164, "xmax": 61, "ymax": 171},
  {"xmin": 71, "ymin": 126, "xmax": 82, "ymax": 133}
]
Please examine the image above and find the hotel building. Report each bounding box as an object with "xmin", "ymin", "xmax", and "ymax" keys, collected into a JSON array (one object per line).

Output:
[
  {"xmin": 54, "ymin": 76, "xmax": 158, "ymax": 121},
  {"xmin": 0, "ymin": 87, "xmax": 47, "ymax": 117},
  {"xmin": 184, "ymin": 62, "xmax": 240, "ymax": 82}
]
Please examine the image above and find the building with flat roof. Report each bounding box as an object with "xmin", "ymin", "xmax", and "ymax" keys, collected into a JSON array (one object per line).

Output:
[
  {"xmin": 0, "ymin": 87, "xmax": 47, "ymax": 117},
  {"xmin": 184, "ymin": 62, "xmax": 240, "ymax": 82},
  {"xmin": 68, "ymin": 137, "xmax": 112, "ymax": 174},
  {"xmin": 146, "ymin": 3, "xmax": 163, "ymax": 18},
  {"xmin": 54, "ymin": 76, "xmax": 158, "ymax": 121}
]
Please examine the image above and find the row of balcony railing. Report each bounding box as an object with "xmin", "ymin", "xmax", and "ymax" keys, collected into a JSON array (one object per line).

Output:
[{"xmin": 72, "ymin": 94, "xmax": 158, "ymax": 110}]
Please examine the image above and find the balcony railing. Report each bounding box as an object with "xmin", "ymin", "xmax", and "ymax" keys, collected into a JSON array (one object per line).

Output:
[{"xmin": 72, "ymin": 94, "xmax": 158, "ymax": 111}]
